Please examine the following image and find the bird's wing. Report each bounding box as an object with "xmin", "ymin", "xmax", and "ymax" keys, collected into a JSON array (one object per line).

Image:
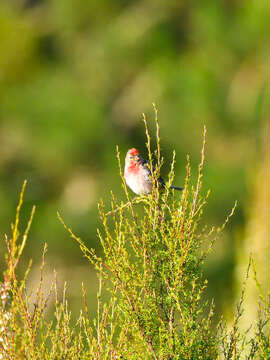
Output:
[{"xmin": 139, "ymin": 156, "xmax": 166, "ymax": 187}]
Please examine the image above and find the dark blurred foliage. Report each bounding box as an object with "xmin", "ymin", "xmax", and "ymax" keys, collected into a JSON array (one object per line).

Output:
[{"xmin": 1, "ymin": 0, "xmax": 270, "ymax": 319}]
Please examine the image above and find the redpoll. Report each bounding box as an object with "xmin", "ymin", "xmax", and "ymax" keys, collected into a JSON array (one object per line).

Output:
[{"xmin": 124, "ymin": 148, "xmax": 183, "ymax": 195}]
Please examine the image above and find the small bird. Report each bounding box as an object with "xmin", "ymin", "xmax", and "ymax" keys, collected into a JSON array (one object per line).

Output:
[{"xmin": 124, "ymin": 148, "xmax": 183, "ymax": 195}]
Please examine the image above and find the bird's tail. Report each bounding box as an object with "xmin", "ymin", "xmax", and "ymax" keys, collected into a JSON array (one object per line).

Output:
[{"xmin": 170, "ymin": 185, "xmax": 184, "ymax": 191}]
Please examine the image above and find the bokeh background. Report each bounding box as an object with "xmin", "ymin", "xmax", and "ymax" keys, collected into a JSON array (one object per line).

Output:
[{"xmin": 1, "ymin": 0, "xmax": 270, "ymax": 324}]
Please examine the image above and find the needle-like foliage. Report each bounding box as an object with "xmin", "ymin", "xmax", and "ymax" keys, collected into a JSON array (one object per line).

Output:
[{"xmin": 1, "ymin": 109, "xmax": 270, "ymax": 359}]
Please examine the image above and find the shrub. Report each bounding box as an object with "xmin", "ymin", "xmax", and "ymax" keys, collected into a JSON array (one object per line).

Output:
[{"xmin": 0, "ymin": 109, "xmax": 269, "ymax": 359}]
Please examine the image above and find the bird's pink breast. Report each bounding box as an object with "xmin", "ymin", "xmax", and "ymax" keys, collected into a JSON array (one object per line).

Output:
[{"xmin": 127, "ymin": 163, "xmax": 139, "ymax": 173}]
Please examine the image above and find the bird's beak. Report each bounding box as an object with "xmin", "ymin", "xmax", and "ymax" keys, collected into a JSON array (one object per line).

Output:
[{"xmin": 134, "ymin": 155, "xmax": 139, "ymax": 161}]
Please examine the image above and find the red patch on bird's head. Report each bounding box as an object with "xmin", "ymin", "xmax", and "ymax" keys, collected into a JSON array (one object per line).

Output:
[{"xmin": 128, "ymin": 148, "xmax": 139, "ymax": 156}]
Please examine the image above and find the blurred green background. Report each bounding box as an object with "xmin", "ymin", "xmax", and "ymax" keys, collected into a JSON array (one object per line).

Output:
[{"xmin": 1, "ymin": 0, "xmax": 270, "ymax": 322}]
